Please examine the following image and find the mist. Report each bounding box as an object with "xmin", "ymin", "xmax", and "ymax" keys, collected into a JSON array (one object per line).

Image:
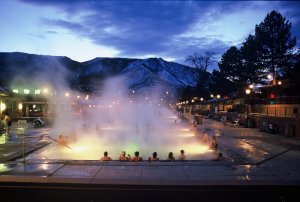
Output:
[{"xmin": 19, "ymin": 61, "xmax": 213, "ymax": 161}]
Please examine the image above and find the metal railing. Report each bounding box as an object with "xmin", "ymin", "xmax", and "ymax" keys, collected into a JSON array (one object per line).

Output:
[{"xmin": 22, "ymin": 135, "xmax": 72, "ymax": 164}]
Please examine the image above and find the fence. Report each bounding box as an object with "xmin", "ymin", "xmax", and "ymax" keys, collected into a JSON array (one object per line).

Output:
[{"xmin": 252, "ymin": 105, "xmax": 300, "ymax": 118}]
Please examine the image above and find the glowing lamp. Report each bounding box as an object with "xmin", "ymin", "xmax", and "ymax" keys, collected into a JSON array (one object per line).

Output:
[
  {"xmin": 249, "ymin": 84, "xmax": 254, "ymax": 89},
  {"xmin": 0, "ymin": 103, "xmax": 6, "ymax": 111},
  {"xmin": 278, "ymin": 81, "xmax": 282, "ymax": 85},
  {"xmin": 245, "ymin": 89, "xmax": 251, "ymax": 95},
  {"xmin": 267, "ymin": 74, "xmax": 272, "ymax": 79},
  {"xmin": 210, "ymin": 94, "xmax": 214, "ymax": 98},
  {"xmin": 200, "ymin": 98, "xmax": 204, "ymax": 101},
  {"xmin": 18, "ymin": 103, "xmax": 23, "ymax": 110},
  {"xmin": 217, "ymin": 94, "xmax": 221, "ymax": 99}
]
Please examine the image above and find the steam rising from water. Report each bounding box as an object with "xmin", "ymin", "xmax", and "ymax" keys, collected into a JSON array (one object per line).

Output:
[{"xmin": 26, "ymin": 68, "xmax": 214, "ymax": 160}]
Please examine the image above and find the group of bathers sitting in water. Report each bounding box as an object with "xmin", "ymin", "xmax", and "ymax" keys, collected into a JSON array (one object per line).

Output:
[{"xmin": 100, "ymin": 149, "xmax": 187, "ymax": 161}]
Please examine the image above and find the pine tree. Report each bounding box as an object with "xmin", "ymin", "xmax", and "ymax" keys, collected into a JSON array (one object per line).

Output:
[
  {"xmin": 240, "ymin": 34, "xmax": 263, "ymax": 84},
  {"xmin": 218, "ymin": 46, "xmax": 245, "ymax": 87},
  {"xmin": 255, "ymin": 10, "xmax": 296, "ymax": 85}
]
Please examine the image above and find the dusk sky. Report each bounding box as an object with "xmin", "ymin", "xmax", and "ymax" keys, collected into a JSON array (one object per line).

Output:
[{"xmin": 0, "ymin": 0, "xmax": 299, "ymax": 71}]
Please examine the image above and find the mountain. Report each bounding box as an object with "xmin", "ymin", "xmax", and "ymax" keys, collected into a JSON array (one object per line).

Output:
[{"xmin": 0, "ymin": 52, "xmax": 198, "ymax": 99}]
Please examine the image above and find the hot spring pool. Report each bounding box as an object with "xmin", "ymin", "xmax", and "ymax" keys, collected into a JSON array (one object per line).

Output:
[{"xmin": 25, "ymin": 118, "xmax": 217, "ymax": 161}]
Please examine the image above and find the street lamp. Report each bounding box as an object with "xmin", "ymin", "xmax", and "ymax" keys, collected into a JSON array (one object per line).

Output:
[
  {"xmin": 216, "ymin": 94, "xmax": 221, "ymax": 113},
  {"xmin": 267, "ymin": 74, "xmax": 272, "ymax": 79},
  {"xmin": 245, "ymin": 89, "xmax": 251, "ymax": 126}
]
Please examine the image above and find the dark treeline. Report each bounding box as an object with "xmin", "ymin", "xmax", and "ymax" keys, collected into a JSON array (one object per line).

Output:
[{"xmin": 182, "ymin": 10, "xmax": 300, "ymax": 100}]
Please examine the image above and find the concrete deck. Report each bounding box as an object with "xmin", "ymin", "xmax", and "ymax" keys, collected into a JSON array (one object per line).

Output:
[{"xmin": 0, "ymin": 118, "xmax": 300, "ymax": 201}]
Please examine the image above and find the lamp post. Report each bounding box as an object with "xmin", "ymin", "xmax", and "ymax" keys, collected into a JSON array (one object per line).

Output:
[
  {"xmin": 245, "ymin": 89, "xmax": 251, "ymax": 127},
  {"xmin": 216, "ymin": 94, "xmax": 221, "ymax": 114}
]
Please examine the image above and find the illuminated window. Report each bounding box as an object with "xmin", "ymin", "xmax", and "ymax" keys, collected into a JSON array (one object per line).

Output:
[
  {"xmin": 24, "ymin": 89, "xmax": 30, "ymax": 94},
  {"xmin": 13, "ymin": 89, "xmax": 19, "ymax": 93},
  {"xmin": 35, "ymin": 89, "xmax": 41, "ymax": 94}
]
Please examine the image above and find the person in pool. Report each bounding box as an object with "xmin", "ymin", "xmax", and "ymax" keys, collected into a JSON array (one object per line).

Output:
[
  {"xmin": 119, "ymin": 151, "xmax": 129, "ymax": 161},
  {"xmin": 100, "ymin": 151, "xmax": 112, "ymax": 161},
  {"xmin": 129, "ymin": 151, "xmax": 143, "ymax": 162},
  {"xmin": 167, "ymin": 152, "xmax": 175, "ymax": 161},
  {"xmin": 58, "ymin": 134, "xmax": 68, "ymax": 145},
  {"xmin": 178, "ymin": 149, "xmax": 186, "ymax": 160},
  {"xmin": 148, "ymin": 152, "xmax": 159, "ymax": 161}
]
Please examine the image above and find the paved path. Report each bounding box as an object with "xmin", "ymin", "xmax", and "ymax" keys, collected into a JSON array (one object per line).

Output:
[{"xmin": 0, "ymin": 118, "xmax": 300, "ymax": 186}]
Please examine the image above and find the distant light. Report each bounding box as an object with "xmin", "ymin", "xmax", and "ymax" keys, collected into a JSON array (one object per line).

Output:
[
  {"xmin": 65, "ymin": 92, "xmax": 70, "ymax": 97},
  {"xmin": 270, "ymin": 93, "xmax": 275, "ymax": 99},
  {"xmin": 267, "ymin": 74, "xmax": 272, "ymax": 79},
  {"xmin": 217, "ymin": 94, "xmax": 221, "ymax": 99},
  {"xmin": 35, "ymin": 89, "xmax": 41, "ymax": 94},
  {"xmin": 33, "ymin": 104, "xmax": 36, "ymax": 109},
  {"xmin": 245, "ymin": 89, "xmax": 251, "ymax": 95},
  {"xmin": 77, "ymin": 95, "xmax": 81, "ymax": 99},
  {"xmin": 191, "ymin": 99, "xmax": 194, "ymax": 103},
  {"xmin": 18, "ymin": 103, "xmax": 23, "ymax": 110},
  {"xmin": 132, "ymin": 90, "xmax": 135, "ymax": 93},
  {"xmin": 12, "ymin": 89, "xmax": 18, "ymax": 93},
  {"xmin": 43, "ymin": 88, "xmax": 49, "ymax": 94},
  {"xmin": 278, "ymin": 81, "xmax": 282, "ymax": 85},
  {"xmin": 166, "ymin": 91, "xmax": 169, "ymax": 94},
  {"xmin": 24, "ymin": 89, "xmax": 30, "ymax": 94},
  {"xmin": 249, "ymin": 84, "xmax": 254, "ymax": 89},
  {"xmin": 210, "ymin": 94, "xmax": 214, "ymax": 98},
  {"xmin": 85, "ymin": 95, "xmax": 89, "ymax": 100},
  {"xmin": 200, "ymin": 98, "xmax": 204, "ymax": 101}
]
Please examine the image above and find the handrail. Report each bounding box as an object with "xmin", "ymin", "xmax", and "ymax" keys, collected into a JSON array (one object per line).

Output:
[{"xmin": 22, "ymin": 135, "xmax": 72, "ymax": 164}]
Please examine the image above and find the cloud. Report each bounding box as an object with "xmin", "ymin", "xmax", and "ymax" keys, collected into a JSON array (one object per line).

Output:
[
  {"xmin": 28, "ymin": 32, "xmax": 46, "ymax": 39},
  {"xmin": 45, "ymin": 30, "xmax": 58, "ymax": 34},
  {"xmin": 18, "ymin": 0, "xmax": 300, "ymax": 68}
]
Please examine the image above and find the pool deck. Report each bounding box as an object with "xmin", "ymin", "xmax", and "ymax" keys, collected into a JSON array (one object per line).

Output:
[{"xmin": 0, "ymin": 119, "xmax": 300, "ymax": 201}]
